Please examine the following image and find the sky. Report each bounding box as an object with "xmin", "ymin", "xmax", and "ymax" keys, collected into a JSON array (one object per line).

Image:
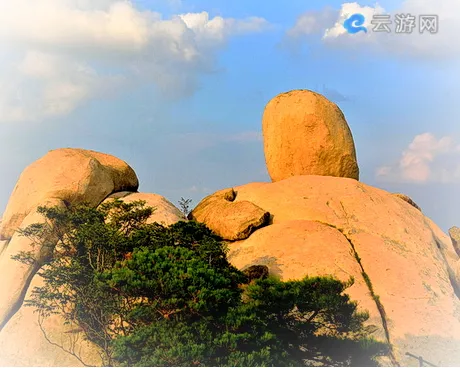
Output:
[{"xmin": 0, "ymin": 0, "xmax": 459, "ymax": 232}]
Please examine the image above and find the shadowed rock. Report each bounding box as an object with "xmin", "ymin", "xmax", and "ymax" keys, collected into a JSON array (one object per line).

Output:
[
  {"xmin": 242, "ymin": 265, "xmax": 269, "ymax": 281},
  {"xmin": 449, "ymin": 227, "xmax": 460, "ymax": 257}
]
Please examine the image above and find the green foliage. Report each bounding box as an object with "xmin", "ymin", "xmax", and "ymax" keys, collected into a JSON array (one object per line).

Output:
[{"xmin": 17, "ymin": 200, "xmax": 388, "ymax": 366}]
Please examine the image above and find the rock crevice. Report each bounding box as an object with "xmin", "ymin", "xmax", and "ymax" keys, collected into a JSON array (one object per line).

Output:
[{"xmin": 339, "ymin": 227, "xmax": 399, "ymax": 366}]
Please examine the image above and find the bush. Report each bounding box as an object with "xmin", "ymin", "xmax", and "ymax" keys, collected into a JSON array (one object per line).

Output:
[{"xmin": 15, "ymin": 199, "xmax": 388, "ymax": 366}]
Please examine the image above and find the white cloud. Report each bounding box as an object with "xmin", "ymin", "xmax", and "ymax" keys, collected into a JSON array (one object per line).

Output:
[
  {"xmin": 0, "ymin": 1, "xmax": 270, "ymax": 123},
  {"xmin": 323, "ymin": 2, "xmax": 384, "ymax": 39},
  {"xmin": 286, "ymin": 7, "xmax": 339, "ymax": 38},
  {"xmin": 0, "ymin": 51, "xmax": 124, "ymax": 122},
  {"xmin": 180, "ymin": 12, "xmax": 269, "ymax": 44},
  {"xmin": 286, "ymin": 0, "xmax": 460, "ymax": 60},
  {"xmin": 376, "ymin": 133, "xmax": 460, "ymax": 183}
]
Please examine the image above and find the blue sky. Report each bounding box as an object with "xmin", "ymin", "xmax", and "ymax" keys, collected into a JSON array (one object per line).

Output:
[{"xmin": 0, "ymin": 0, "xmax": 459, "ymax": 231}]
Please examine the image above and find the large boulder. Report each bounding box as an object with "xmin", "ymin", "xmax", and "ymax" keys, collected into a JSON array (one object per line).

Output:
[
  {"xmin": 194, "ymin": 175, "xmax": 460, "ymax": 366},
  {"xmin": 0, "ymin": 190, "xmax": 185, "ymax": 366},
  {"xmin": 102, "ymin": 191, "xmax": 186, "ymax": 226},
  {"xmin": 0, "ymin": 148, "xmax": 139, "ymax": 365},
  {"xmin": 0, "ymin": 148, "xmax": 138, "ymax": 240},
  {"xmin": 0, "ymin": 274, "xmax": 103, "ymax": 367},
  {"xmin": 262, "ymin": 90, "xmax": 359, "ymax": 182}
]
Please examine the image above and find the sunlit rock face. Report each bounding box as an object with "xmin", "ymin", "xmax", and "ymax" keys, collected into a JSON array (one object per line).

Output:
[
  {"xmin": 1, "ymin": 91, "xmax": 460, "ymax": 367},
  {"xmin": 0, "ymin": 148, "xmax": 139, "ymax": 366},
  {"xmin": 262, "ymin": 89, "xmax": 359, "ymax": 182},
  {"xmin": 196, "ymin": 175, "xmax": 460, "ymax": 367}
]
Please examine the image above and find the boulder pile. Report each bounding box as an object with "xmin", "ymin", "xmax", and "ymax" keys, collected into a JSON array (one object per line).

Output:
[{"xmin": 1, "ymin": 91, "xmax": 459, "ymax": 366}]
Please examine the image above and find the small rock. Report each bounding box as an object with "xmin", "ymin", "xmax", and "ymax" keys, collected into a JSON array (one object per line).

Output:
[{"xmin": 188, "ymin": 188, "xmax": 270, "ymax": 241}]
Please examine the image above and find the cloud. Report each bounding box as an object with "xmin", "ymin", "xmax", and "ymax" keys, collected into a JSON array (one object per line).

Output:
[
  {"xmin": 0, "ymin": 51, "xmax": 125, "ymax": 121},
  {"xmin": 285, "ymin": 0, "xmax": 460, "ymax": 60},
  {"xmin": 322, "ymin": 2, "xmax": 384, "ymax": 40},
  {"xmin": 286, "ymin": 7, "xmax": 339, "ymax": 38},
  {"xmin": 376, "ymin": 133, "xmax": 460, "ymax": 183},
  {"xmin": 0, "ymin": 1, "xmax": 270, "ymax": 123}
]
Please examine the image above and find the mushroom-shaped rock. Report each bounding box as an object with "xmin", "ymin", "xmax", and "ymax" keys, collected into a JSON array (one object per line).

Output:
[
  {"xmin": 0, "ymin": 148, "xmax": 139, "ymax": 334},
  {"xmin": 196, "ymin": 175, "xmax": 460, "ymax": 366},
  {"xmin": 0, "ymin": 148, "xmax": 138, "ymax": 240},
  {"xmin": 188, "ymin": 188, "xmax": 270, "ymax": 241},
  {"xmin": 102, "ymin": 192, "xmax": 186, "ymax": 226},
  {"xmin": 262, "ymin": 90, "xmax": 359, "ymax": 182}
]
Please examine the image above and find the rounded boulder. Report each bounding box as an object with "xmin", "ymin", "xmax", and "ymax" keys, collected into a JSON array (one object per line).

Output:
[{"xmin": 262, "ymin": 90, "xmax": 359, "ymax": 181}]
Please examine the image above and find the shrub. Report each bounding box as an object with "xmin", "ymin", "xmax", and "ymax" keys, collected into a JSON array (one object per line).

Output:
[{"xmin": 15, "ymin": 200, "xmax": 388, "ymax": 366}]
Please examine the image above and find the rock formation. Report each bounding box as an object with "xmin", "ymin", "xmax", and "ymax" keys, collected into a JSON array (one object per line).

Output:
[
  {"xmin": 188, "ymin": 188, "xmax": 270, "ymax": 240},
  {"xmin": 189, "ymin": 90, "xmax": 460, "ymax": 366},
  {"xmin": 0, "ymin": 149, "xmax": 184, "ymax": 366},
  {"xmin": 218, "ymin": 175, "xmax": 460, "ymax": 366},
  {"xmin": 449, "ymin": 226, "xmax": 460, "ymax": 257},
  {"xmin": 1, "ymin": 90, "xmax": 460, "ymax": 366},
  {"xmin": 0, "ymin": 149, "xmax": 139, "ymax": 334},
  {"xmin": 0, "ymin": 148, "xmax": 139, "ymax": 241},
  {"xmin": 262, "ymin": 89, "xmax": 359, "ymax": 182},
  {"xmin": 102, "ymin": 191, "xmax": 186, "ymax": 226},
  {"xmin": 392, "ymin": 193, "xmax": 422, "ymax": 212}
]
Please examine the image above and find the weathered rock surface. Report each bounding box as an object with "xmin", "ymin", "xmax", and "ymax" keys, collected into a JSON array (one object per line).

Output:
[
  {"xmin": 195, "ymin": 175, "xmax": 460, "ymax": 366},
  {"xmin": 1, "ymin": 89, "xmax": 459, "ymax": 367},
  {"xmin": 0, "ymin": 148, "xmax": 138, "ymax": 240},
  {"xmin": 392, "ymin": 193, "xmax": 422, "ymax": 212},
  {"xmin": 262, "ymin": 90, "xmax": 359, "ymax": 182},
  {"xmin": 449, "ymin": 227, "xmax": 460, "ymax": 257},
  {"xmin": 0, "ymin": 275, "xmax": 103, "ymax": 367},
  {"xmin": 189, "ymin": 188, "xmax": 270, "ymax": 240},
  {"xmin": 0, "ymin": 148, "xmax": 139, "ymax": 365},
  {"xmin": 0, "ymin": 190, "xmax": 187, "ymax": 366},
  {"xmin": 229, "ymin": 219, "xmax": 387, "ymax": 339},
  {"xmin": 102, "ymin": 191, "xmax": 186, "ymax": 226}
]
